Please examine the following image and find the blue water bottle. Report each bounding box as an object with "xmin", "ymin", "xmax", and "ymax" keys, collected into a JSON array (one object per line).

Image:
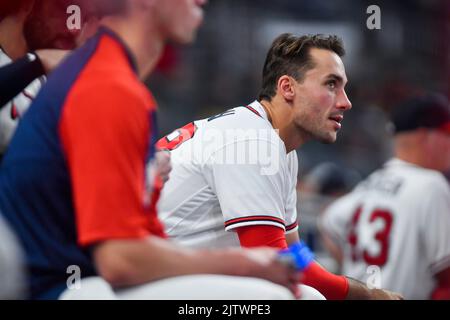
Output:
[{"xmin": 278, "ymin": 241, "xmax": 314, "ymax": 270}]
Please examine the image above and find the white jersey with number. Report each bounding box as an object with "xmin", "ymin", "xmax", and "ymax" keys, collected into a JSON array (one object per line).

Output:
[
  {"xmin": 0, "ymin": 49, "xmax": 44, "ymax": 154},
  {"xmin": 158, "ymin": 101, "xmax": 299, "ymax": 248},
  {"xmin": 320, "ymin": 158, "xmax": 450, "ymax": 299}
]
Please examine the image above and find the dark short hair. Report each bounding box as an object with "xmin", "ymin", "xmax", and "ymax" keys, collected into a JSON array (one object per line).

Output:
[{"xmin": 258, "ymin": 33, "xmax": 345, "ymax": 101}]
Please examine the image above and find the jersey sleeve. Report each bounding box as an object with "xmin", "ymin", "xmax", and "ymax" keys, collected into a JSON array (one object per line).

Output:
[
  {"xmin": 203, "ymin": 138, "xmax": 288, "ymax": 232},
  {"xmin": 420, "ymin": 176, "xmax": 450, "ymax": 274},
  {"xmin": 285, "ymin": 151, "xmax": 299, "ymax": 234},
  {"xmin": 59, "ymin": 79, "xmax": 155, "ymax": 246},
  {"xmin": 0, "ymin": 53, "xmax": 45, "ymax": 107}
]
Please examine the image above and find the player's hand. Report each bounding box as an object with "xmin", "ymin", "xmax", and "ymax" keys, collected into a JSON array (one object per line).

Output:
[
  {"xmin": 368, "ymin": 288, "xmax": 404, "ymax": 300},
  {"xmin": 155, "ymin": 150, "xmax": 172, "ymax": 183},
  {"xmin": 346, "ymin": 278, "xmax": 404, "ymax": 300},
  {"xmin": 35, "ymin": 49, "xmax": 70, "ymax": 74},
  {"xmin": 239, "ymin": 247, "xmax": 300, "ymax": 296}
]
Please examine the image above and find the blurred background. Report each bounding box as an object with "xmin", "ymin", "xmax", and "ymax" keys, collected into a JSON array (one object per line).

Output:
[
  {"xmin": 148, "ymin": 0, "xmax": 449, "ymax": 269},
  {"xmin": 151, "ymin": 0, "xmax": 449, "ymax": 176}
]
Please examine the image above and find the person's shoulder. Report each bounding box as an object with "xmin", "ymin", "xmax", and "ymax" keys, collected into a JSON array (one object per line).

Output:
[
  {"xmin": 205, "ymin": 105, "xmax": 272, "ymax": 131},
  {"xmin": 420, "ymin": 170, "xmax": 450, "ymax": 194},
  {"xmin": 74, "ymin": 73, "xmax": 150, "ymax": 105},
  {"xmin": 204, "ymin": 105, "xmax": 280, "ymax": 151}
]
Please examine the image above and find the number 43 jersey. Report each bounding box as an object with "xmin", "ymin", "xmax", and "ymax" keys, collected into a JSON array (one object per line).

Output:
[
  {"xmin": 320, "ymin": 158, "xmax": 450, "ymax": 299},
  {"xmin": 157, "ymin": 100, "xmax": 299, "ymax": 249}
]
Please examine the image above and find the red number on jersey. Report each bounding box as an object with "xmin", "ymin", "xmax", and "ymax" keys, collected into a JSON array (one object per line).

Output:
[
  {"xmin": 157, "ymin": 122, "xmax": 197, "ymax": 151},
  {"xmin": 348, "ymin": 207, "xmax": 393, "ymax": 266},
  {"xmin": 347, "ymin": 206, "xmax": 362, "ymax": 262}
]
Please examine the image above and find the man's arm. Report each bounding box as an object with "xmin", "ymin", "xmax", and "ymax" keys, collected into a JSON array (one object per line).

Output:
[
  {"xmin": 238, "ymin": 225, "xmax": 402, "ymax": 300},
  {"xmin": 92, "ymin": 235, "xmax": 299, "ymax": 294}
]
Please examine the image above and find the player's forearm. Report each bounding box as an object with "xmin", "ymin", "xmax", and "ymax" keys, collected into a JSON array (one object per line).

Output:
[
  {"xmin": 92, "ymin": 236, "xmax": 250, "ymax": 288},
  {"xmin": 345, "ymin": 277, "xmax": 403, "ymax": 300},
  {"xmin": 344, "ymin": 277, "xmax": 373, "ymax": 299},
  {"xmin": 302, "ymin": 261, "xmax": 349, "ymax": 299}
]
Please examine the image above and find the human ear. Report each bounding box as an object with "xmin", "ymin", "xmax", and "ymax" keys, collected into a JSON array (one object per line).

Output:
[{"xmin": 277, "ymin": 75, "xmax": 295, "ymax": 102}]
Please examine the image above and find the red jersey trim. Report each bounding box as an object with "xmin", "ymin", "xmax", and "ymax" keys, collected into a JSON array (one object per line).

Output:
[
  {"xmin": 225, "ymin": 215, "xmax": 285, "ymax": 230},
  {"xmin": 286, "ymin": 221, "xmax": 298, "ymax": 232}
]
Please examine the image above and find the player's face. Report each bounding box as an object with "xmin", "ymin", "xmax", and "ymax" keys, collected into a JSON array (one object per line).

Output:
[
  {"xmin": 291, "ymin": 48, "xmax": 352, "ymax": 144},
  {"xmin": 156, "ymin": 0, "xmax": 206, "ymax": 44},
  {"xmin": 24, "ymin": 0, "xmax": 79, "ymax": 50}
]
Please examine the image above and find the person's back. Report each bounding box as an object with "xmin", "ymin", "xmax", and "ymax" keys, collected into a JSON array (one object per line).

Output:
[
  {"xmin": 321, "ymin": 158, "xmax": 450, "ymax": 299},
  {"xmin": 0, "ymin": 27, "xmax": 158, "ymax": 299},
  {"xmin": 0, "ymin": 214, "xmax": 25, "ymax": 299}
]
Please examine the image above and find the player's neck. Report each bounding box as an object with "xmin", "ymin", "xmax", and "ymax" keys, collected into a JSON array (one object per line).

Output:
[
  {"xmin": 260, "ymin": 99, "xmax": 307, "ymax": 153},
  {"xmin": 0, "ymin": 17, "xmax": 28, "ymax": 60},
  {"xmin": 100, "ymin": 17, "xmax": 164, "ymax": 80},
  {"xmin": 394, "ymin": 134, "xmax": 431, "ymax": 169}
]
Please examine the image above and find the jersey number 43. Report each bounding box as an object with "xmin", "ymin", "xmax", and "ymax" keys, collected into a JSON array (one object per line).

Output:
[{"xmin": 347, "ymin": 206, "xmax": 394, "ymax": 266}]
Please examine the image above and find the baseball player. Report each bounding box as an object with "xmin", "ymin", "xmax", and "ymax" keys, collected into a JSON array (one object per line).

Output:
[
  {"xmin": 158, "ymin": 33, "xmax": 402, "ymax": 299},
  {"xmin": 320, "ymin": 93, "xmax": 450, "ymax": 299},
  {"xmin": 0, "ymin": 0, "xmax": 298, "ymax": 300}
]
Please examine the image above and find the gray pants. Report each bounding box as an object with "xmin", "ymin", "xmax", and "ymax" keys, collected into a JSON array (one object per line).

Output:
[{"xmin": 0, "ymin": 214, "xmax": 25, "ymax": 299}]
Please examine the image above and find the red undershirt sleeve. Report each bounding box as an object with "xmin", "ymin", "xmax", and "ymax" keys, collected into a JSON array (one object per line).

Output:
[{"xmin": 236, "ymin": 225, "xmax": 349, "ymax": 300}]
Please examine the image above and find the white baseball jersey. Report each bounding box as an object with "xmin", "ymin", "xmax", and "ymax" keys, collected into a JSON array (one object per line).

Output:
[
  {"xmin": 320, "ymin": 158, "xmax": 450, "ymax": 299},
  {"xmin": 158, "ymin": 101, "xmax": 299, "ymax": 248},
  {"xmin": 0, "ymin": 48, "xmax": 44, "ymax": 154}
]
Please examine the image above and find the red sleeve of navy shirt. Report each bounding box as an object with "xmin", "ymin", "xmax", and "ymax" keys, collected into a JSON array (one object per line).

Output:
[{"xmin": 59, "ymin": 77, "xmax": 162, "ymax": 246}]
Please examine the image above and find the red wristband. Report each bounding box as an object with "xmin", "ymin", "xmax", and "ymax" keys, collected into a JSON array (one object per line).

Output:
[{"xmin": 302, "ymin": 261, "xmax": 349, "ymax": 300}]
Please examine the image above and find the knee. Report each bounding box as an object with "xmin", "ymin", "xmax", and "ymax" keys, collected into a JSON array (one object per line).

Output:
[{"xmin": 298, "ymin": 285, "xmax": 326, "ymax": 300}]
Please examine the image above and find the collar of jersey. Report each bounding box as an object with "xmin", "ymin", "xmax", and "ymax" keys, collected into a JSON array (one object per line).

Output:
[
  {"xmin": 248, "ymin": 100, "xmax": 269, "ymax": 122},
  {"xmin": 247, "ymin": 100, "xmax": 288, "ymax": 155}
]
